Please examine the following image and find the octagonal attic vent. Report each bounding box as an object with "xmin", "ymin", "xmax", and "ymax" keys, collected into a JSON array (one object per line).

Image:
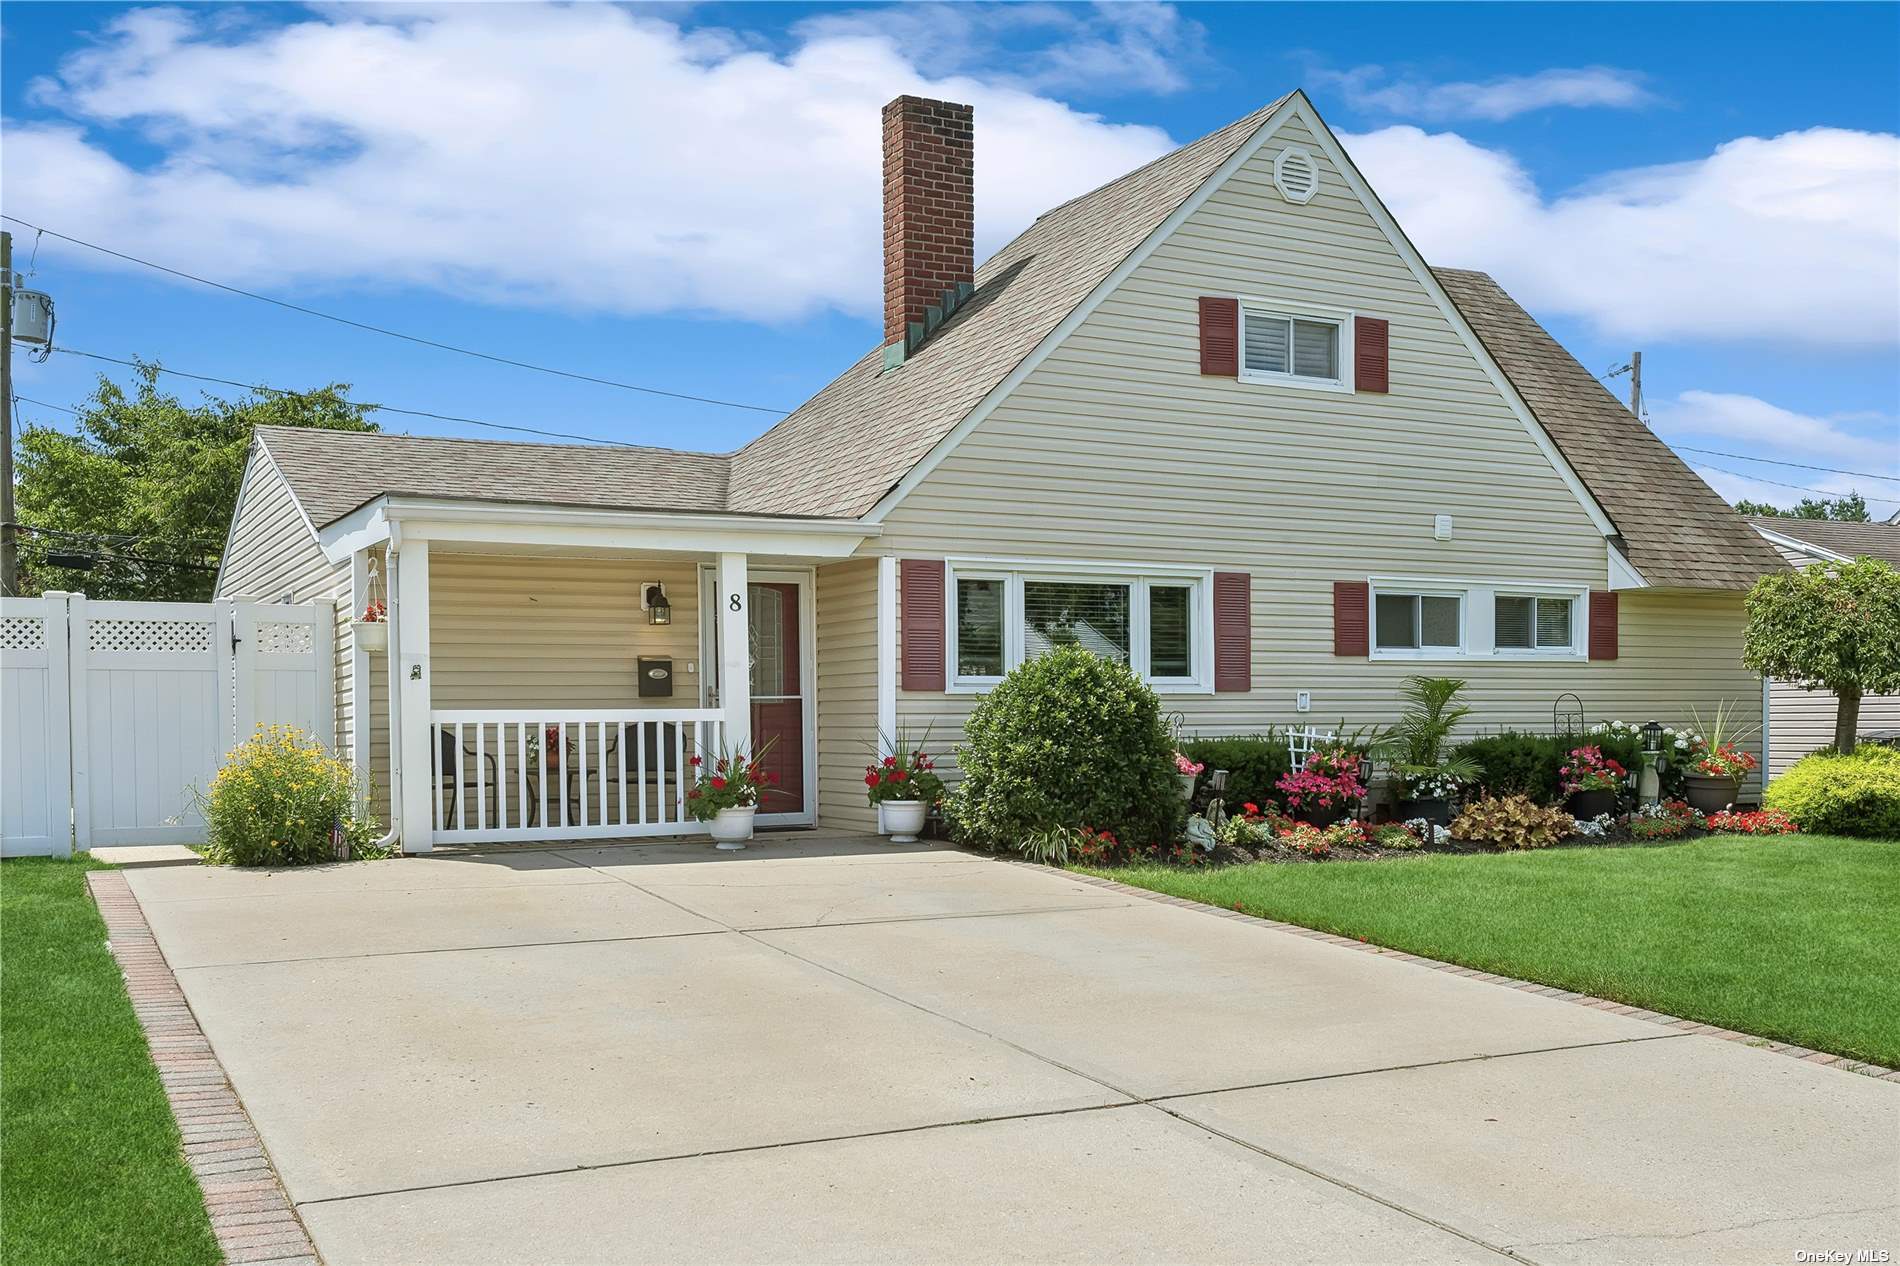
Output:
[{"xmin": 1273, "ymin": 146, "xmax": 1319, "ymax": 204}]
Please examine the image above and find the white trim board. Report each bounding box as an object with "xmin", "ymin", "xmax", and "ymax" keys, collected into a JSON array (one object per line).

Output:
[
  {"xmin": 1750, "ymin": 524, "xmax": 1853, "ymax": 565},
  {"xmin": 860, "ymin": 92, "xmax": 1624, "ymax": 553}
]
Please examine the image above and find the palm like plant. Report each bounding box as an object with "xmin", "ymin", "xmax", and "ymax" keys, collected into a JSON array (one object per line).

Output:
[{"xmin": 1376, "ymin": 676, "xmax": 1480, "ymax": 790}]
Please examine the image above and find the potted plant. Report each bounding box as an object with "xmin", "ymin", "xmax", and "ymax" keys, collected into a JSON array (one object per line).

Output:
[
  {"xmin": 864, "ymin": 732, "xmax": 945, "ymax": 843},
  {"xmin": 1560, "ymin": 744, "xmax": 1626, "ymax": 820},
  {"xmin": 1374, "ymin": 676, "xmax": 1479, "ymax": 827},
  {"xmin": 1172, "ymin": 750, "xmax": 1205, "ymax": 801},
  {"xmin": 352, "ymin": 600, "xmax": 388, "ymax": 652},
  {"xmin": 686, "ymin": 737, "xmax": 778, "ymax": 850},
  {"xmin": 1275, "ymin": 744, "xmax": 1366, "ymax": 827},
  {"xmin": 1683, "ymin": 700, "xmax": 1760, "ymax": 813}
]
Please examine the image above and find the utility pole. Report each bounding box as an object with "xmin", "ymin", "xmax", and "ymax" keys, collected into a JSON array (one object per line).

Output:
[
  {"xmin": 2, "ymin": 230, "xmax": 16, "ymax": 597},
  {"xmin": 1627, "ymin": 350, "xmax": 1643, "ymax": 419}
]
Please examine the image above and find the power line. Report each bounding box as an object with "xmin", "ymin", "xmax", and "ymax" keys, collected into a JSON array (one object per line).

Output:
[
  {"xmin": 1669, "ymin": 444, "xmax": 1900, "ymax": 485},
  {"xmin": 15, "ymin": 394, "xmax": 78, "ymax": 416},
  {"xmin": 53, "ymin": 347, "xmax": 635, "ymax": 446},
  {"xmin": 1691, "ymin": 460, "xmax": 1900, "ymax": 505},
  {"xmin": 1, "ymin": 214, "xmax": 792, "ymax": 416}
]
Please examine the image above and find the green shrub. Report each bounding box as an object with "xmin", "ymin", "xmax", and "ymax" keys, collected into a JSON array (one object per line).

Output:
[
  {"xmin": 1765, "ymin": 746, "xmax": 1900, "ymax": 839},
  {"xmin": 1456, "ymin": 732, "xmax": 1567, "ymax": 802},
  {"xmin": 1450, "ymin": 794, "xmax": 1575, "ymax": 849},
  {"xmin": 1179, "ymin": 734, "xmax": 1290, "ymax": 811},
  {"xmin": 947, "ymin": 645, "xmax": 1179, "ymax": 852},
  {"xmin": 201, "ymin": 725, "xmax": 382, "ymax": 866}
]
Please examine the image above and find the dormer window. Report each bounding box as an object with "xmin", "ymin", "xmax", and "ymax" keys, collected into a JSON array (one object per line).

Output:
[{"xmin": 1240, "ymin": 304, "xmax": 1350, "ymax": 391}]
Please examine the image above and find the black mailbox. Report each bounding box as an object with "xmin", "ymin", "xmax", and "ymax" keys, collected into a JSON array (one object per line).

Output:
[{"xmin": 637, "ymin": 657, "xmax": 674, "ymax": 698}]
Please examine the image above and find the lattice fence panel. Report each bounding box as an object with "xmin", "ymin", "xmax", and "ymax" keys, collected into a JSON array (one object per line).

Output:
[
  {"xmin": 254, "ymin": 622, "xmax": 315, "ymax": 656},
  {"xmin": 88, "ymin": 618, "xmax": 214, "ymax": 654},
  {"xmin": 1, "ymin": 617, "xmax": 45, "ymax": 652}
]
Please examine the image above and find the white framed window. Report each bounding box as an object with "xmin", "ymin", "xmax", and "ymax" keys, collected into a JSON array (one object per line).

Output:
[
  {"xmin": 945, "ymin": 560, "xmax": 1212, "ymax": 692},
  {"xmin": 1240, "ymin": 303, "xmax": 1352, "ymax": 391},
  {"xmin": 1372, "ymin": 588, "xmax": 1465, "ymax": 656},
  {"xmin": 1369, "ymin": 576, "xmax": 1588, "ymax": 660},
  {"xmin": 1494, "ymin": 592, "xmax": 1581, "ymax": 655}
]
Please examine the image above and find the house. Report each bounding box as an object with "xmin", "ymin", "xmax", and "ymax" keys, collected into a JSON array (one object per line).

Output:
[
  {"xmin": 1748, "ymin": 516, "xmax": 1900, "ymax": 776},
  {"xmin": 215, "ymin": 91, "xmax": 1787, "ymax": 851}
]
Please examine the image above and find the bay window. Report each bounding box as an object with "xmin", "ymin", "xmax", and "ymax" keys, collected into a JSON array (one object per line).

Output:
[{"xmin": 947, "ymin": 563, "xmax": 1210, "ymax": 691}]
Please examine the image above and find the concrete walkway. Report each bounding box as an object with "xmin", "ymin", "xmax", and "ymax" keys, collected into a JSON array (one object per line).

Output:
[{"xmin": 127, "ymin": 837, "xmax": 1899, "ymax": 1264}]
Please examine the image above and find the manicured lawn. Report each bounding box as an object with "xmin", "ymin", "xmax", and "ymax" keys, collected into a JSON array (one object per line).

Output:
[
  {"xmin": 1081, "ymin": 834, "xmax": 1900, "ymax": 1067},
  {"xmin": 1, "ymin": 858, "xmax": 219, "ymax": 1266}
]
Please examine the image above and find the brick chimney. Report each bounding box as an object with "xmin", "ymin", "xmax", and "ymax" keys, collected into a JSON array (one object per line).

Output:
[{"xmin": 882, "ymin": 95, "xmax": 974, "ymax": 350}]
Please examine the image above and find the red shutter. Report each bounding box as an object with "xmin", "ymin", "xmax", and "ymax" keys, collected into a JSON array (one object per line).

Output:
[
  {"xmin": 1212, "ymin": 572, "xmax": 1251, "ymax": 692},
  {"xmin": 900, "ymin": 559, "xmax": 946, "ymax": 691},
  {"xmin": 1588, "ymin": 590, "xmax": 1619, "ymax": 661},
  {"xmin": 1355, "ymin": 316, "xmax": 1389, "ymax": 393},
  {"xmin": 1199, "ymin": 297, "xmax": 1239, "ymax": 376},
  {"xmin": 1333, "ymin": 581, "xmax": 1370, "ymax": 657}
]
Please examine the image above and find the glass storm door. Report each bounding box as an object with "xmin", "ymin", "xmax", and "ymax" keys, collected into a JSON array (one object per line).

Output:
[{"xmin": 705, "ymin": 573, "xmax": 811, "ymax": 823}]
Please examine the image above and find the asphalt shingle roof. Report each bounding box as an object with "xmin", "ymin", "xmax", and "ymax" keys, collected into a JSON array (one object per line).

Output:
[
  {"xmin": 256, "ymin": 97, "xmax": 1779, "ymax": 591},
  {"xmin": 1435, "ymin": 268, "xmax": 1787, "ymax": 590},
  {"xmin": 257, "ymin": 426, "xmax": 730, "ymax": 526},
  {"xmin": 1747, "ymin": 517, "xmax": 1900, "ymax": 567}
]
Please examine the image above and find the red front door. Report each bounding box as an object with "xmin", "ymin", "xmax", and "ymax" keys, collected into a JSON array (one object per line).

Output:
[{"xmin": 746, "ymin": 582, "xmax": 805, "ymax": 817}]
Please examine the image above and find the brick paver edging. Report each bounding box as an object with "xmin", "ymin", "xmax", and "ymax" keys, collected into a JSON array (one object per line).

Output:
[
  {"xmin": 87, "ymin": 870, "xmax": 322, "ymax": 1266},
  {"xmin": 1044, "ymin": 863, "xmax": 1900, "ymax": 1082}
]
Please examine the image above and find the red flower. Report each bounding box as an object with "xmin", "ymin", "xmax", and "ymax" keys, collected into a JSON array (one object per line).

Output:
[
  {"xmin": 882, "ymin": 755, "xmax": 898, "ymax": 767},
  {"xmin": 864, "ymin": 772, "xmax": 880, "ymax": 787},
  {"xmin": 710, "ymin": 777, "xmax": 726, "ymax": 790},
  {"xmin": 892, "ymin": 769, "xmax": 908, "ymax": 782},
  {"xmin": 1243, "ymin": 802, "xmax": 1259, "ymax": 814},
  {"xmin": 689, "ymin": 755, "xmax": 702, "ymax": 767}
]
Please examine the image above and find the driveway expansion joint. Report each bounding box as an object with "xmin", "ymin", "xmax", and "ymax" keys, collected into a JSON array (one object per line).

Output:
[
  {"xmin": 1039, "ymin": 862, "xmax": 1900, "ymax": 1080},
  {"xmin": 87, "ymin": 870, "xmax": 323, "ymax": 1266}
]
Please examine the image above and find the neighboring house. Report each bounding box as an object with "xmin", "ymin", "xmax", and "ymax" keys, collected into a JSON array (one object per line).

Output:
[
  {"xmin": 1748, "ymin": 516, "xmax": 1900, "ymax": 777},
  {"xmin": 216, "ymin": 91, "xmax": 1787, "ymax": 851}
]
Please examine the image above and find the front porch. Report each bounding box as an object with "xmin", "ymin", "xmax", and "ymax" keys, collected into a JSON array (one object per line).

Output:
[{"xmin": 323, "ymin": 496, "xmax": 886, "ymax": 851}]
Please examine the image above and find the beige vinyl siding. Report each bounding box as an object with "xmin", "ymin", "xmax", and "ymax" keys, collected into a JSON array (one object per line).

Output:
[
  {"xmin": 428, "ymin": 551, "xmax": 702, "ymax": 708},
  {"xmin": 815, "ymin": 559, "xmax": 879, "ymax": 832},
  {"xmin": 877, "ymin": 117, "xmax": 1766, "ymax": 800},
  {"xmin": 217, "ymin": 447, "xmax": 343, "ymax": 604}
]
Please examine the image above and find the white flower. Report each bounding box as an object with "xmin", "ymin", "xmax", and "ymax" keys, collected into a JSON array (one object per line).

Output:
[{"xmin": 1674, "ymin": 738, "xmax": 1689, "ymax": 750}]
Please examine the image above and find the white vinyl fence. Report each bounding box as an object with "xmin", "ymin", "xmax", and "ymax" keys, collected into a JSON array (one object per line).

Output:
[{"xmin": 0, "ymin": 594, "xmax": 332, "ymax": 856}]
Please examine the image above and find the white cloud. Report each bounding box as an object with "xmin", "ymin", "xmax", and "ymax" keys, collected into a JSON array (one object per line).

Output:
[
  {"xmin": 796, "ymin": 2, "xmax": 1207, "ymax": 95},
  {"xmin": 1653, "ymin": 390, "xmax": 1900, "ymax": 512},
  {"xmin": 1343, "ymin": 124, "xmax": 1900, "ymax": 346},
  {"xmin": 3, "ymin": 4, "xmax": 1175, "ymax": 321},
  {"xmin": 1317, "ymin": 65, "xmax": 1656, "ymax": 121}
]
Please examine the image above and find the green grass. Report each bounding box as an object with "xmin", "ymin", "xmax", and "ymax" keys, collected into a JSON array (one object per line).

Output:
[
  {"xmin": 1081, "ymin": 834, "xmax": 1900, "ymax": 1067},
  {"xmin": 1, "ymin": 857, "xmax": 220, "ymax": 1266}
]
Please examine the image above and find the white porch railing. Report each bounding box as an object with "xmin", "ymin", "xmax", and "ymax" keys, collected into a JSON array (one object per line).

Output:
[{"xmin": 428, "ymin": 709, "xmax": 722, "ymax": 844}]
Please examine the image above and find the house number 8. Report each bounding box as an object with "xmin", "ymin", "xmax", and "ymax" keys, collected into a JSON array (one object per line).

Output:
[{"xmin": 728, "ymin": 593, "xmax": 743, "ymax": 612}]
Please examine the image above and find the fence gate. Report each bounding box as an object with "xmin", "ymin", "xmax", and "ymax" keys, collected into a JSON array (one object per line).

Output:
[{"xmin": 0, "ymin": 593, "xmax": 333, "ymax": 856}]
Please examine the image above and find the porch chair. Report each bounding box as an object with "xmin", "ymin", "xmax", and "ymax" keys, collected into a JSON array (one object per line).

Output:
[{"xmin": 435, "ymin": 728, "xmax": 500, "ymax": 830}]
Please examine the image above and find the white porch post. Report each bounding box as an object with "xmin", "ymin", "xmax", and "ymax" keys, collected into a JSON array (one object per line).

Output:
[
  {"xmin": 349, "ymin": 549, "xmax": 370, "ymax": 778},
  {"xmin": 397, "ymin": 538, "xmax": 433, "ymax": 853},
  {"xmin": 717, "ymin": 551, "xmax": 751, "ymax": 756},
  {"xmin": 876, "ymin": 555, "xmax": 897, "ymax": 753}
]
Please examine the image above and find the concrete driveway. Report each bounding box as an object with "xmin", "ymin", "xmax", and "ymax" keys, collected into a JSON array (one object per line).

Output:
[{"xmin": 128, "ymin": 837, "xmax": 1898, "ymax": 1264}]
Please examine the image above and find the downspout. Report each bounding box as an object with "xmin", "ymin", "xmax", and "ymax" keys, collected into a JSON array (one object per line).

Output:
[{"xmin": 369, "ymin": 524, "xmax": 404, "ymax": 851}]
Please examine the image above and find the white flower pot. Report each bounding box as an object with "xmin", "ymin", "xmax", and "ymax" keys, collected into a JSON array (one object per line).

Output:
[
  {"xmin": 709, "ymin": 805, "xmax": 756, "ymax": 850},
  {"xmin": 1176, "ymin": 772, "xmax": 1198, "ymax": 800},
  {"xmin": 880, "ymin": 799, "xmax": 928, "ymax": 843},
  {"xmin": 353, "ymin": 621, "xmax": 388, "ymax": 652}
]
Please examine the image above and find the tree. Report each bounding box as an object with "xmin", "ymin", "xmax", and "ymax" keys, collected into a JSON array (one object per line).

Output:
[
  {"xmin": 14, "ymin": 364, "xmax": 375, "ymax": 601},
  {"xmin": 1733, "ymin": 492, "xmax": 1871, "ymax": 522},
  {"xmin": 1743, "ymin": 558, "xmax": 1900, "ymax": 753}
]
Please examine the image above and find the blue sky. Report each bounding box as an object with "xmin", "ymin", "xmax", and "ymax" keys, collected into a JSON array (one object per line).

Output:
[{"xmin": 4, "ymin": 1, "xmax": 1897, "ymax": 514}]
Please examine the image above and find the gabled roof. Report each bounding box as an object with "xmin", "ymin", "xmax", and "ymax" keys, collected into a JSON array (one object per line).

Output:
[
  {"xmin": 256, "ymin": 425, "xmax": 730, "ymax": 526},
  {"xmin": 253, "ymin": 92, "xmax": 1780, "ymax": 591},
  {"xmin": 1748, "ymin": 516, "xmax": 1900, "ymax": 567},
  {"xmin": 1435, "ymin": 269, "xmax": 1787, "ymax": 590},
  {"xmin": 723, "ymin": 98, "xmax": 1289, "ymax": 517}
]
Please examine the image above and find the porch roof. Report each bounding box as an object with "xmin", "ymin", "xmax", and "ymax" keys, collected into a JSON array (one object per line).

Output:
[{"xmin": 259, "ymin": 426, "xmax": 733, "ymax": 527}]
